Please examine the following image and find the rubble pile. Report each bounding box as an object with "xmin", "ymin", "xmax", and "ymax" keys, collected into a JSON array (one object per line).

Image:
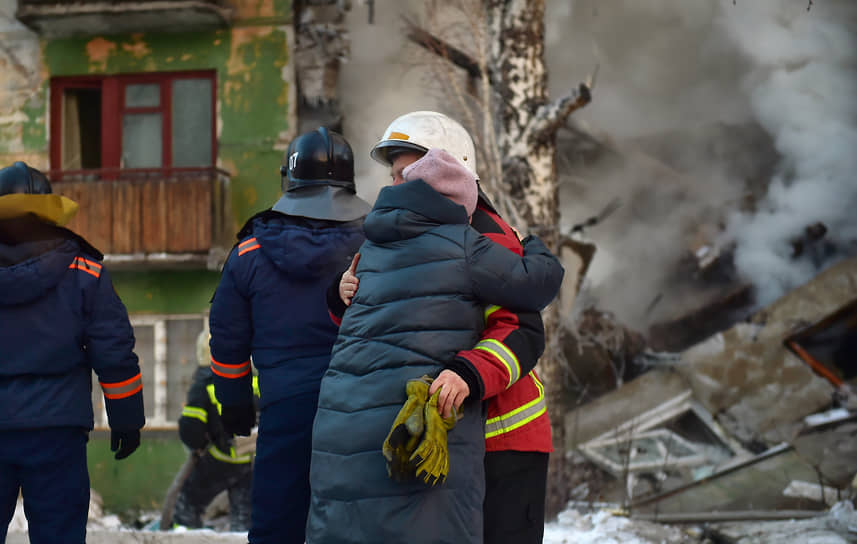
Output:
[{"xmin": 562, "ymin": 257, "xmax": 857, "ymax": 523}]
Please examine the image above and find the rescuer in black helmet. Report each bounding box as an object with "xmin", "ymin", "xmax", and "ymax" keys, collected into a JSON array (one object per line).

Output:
[
  {"xmin": 273, "ymin": 126, "xmax": 369, "ymax": 221},
  {"xmin": 208, "ymin": 128, "xmax": 368, "ymax": 544}
]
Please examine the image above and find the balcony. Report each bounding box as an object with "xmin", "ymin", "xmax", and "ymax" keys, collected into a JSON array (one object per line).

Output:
[
  {"xmin": 51, "ymin": 167, "xmax": 232, "ymax": 269},
  {"xmin": 16, "ymin": 0, "xmax": 234, "ymax": 37}
]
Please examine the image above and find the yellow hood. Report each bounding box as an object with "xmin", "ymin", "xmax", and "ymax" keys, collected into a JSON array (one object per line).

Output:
[{"xmin": 0, "ymin": 193, "xmax": 79, "ymax": 226}]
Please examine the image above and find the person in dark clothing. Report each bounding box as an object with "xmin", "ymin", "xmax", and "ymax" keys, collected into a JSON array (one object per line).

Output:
[
  {"xmin": 334, "ymin": 111, "xmax": 554, "ymax": 543},
  {"xmin": 0, "ymin": 162, "xmax": 144, "ymax": 544},
  {"xmin": 172, "ymin": 331, "xmax": 256, "ymax": 531},
  {"xmin": 306, "ymin": 148, "xmax": 563, "ymax": 544},
  {"xmin": 209, "ymin": 128, "xmax": 370, "ymax": 544}
]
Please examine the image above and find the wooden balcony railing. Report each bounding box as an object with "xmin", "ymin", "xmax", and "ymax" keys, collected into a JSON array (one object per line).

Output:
[
  {"xmin": 16, "ymin": 0, "xmax": 234, "ymax": 37},
  {"xmin": 50, "ymin": 167, "xmax": 232, "ymax": 268}
]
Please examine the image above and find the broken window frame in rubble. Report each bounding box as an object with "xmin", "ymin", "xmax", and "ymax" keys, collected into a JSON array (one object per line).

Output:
[{"xmin": 578, "ymin": 391, "xmax": 748, "ymax": 484}]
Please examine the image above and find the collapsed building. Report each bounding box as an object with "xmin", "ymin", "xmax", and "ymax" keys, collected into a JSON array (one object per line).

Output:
[{"xmin": 562, "ymin": 256, "xmax": 857, "ymax": 522}]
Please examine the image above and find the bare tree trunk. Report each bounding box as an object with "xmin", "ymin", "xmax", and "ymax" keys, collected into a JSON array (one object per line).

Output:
[
  {"xmin": 484, "ymin": 0, "xmax": 584, "ymax": 519},
  {"xmin": 406, "ymin": 0, "xmax": 593, "ymax": 519}
]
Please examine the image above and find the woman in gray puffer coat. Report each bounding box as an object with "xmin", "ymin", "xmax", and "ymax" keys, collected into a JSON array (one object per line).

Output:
[{"xmin": 306, "ymin": 149, "xmax": 563, "ymax": 544}]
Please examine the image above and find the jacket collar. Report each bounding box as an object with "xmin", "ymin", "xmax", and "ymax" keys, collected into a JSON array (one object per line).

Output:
[{"xmin": 363, "ymin": 179, "xmax": 469, "ymax": 243}]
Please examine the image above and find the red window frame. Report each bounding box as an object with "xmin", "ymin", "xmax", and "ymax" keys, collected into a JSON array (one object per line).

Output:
[{"xmin": 50, "ymin": 70, "xmax": 216, "ymax": 177}]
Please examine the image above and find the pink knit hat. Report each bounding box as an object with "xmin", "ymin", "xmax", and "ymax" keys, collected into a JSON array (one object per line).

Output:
[{"xmin": 403, "ymin": 148, "xmax": 478, "ymax": 217}]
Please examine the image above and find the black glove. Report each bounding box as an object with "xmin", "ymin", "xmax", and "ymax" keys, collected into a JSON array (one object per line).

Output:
[
  {"xmin": 178, "ymin": 417, "xmax": 209, "ymax": 451},
  {"xmin": 110, "ymin": 429, "xmax": 141, "ymax": 460},
  {"xmin": 221, "ymin": 403, "xmax": 256, "ymax": 436}
]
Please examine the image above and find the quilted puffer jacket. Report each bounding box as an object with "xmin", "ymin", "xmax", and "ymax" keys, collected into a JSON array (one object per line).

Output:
[{"xmin": 306, "ymin": 179, "xmax": 563, "ymax": 544}]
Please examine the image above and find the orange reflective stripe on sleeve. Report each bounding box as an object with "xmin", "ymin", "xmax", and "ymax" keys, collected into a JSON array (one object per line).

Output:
[
  {"xmin": 100, "ymin": 372, "xmax": 142, "ymax": 400},
  {"xmin": 238, "ymin": 237, "xmax": 260, "ymax": 256},
  {"xmin": 68, "ymin": 256, "xmax": 102, "ymax": 278},
  {"xmin": 210, "ymin": 356, "xmax": 252, "ymax": 379}
]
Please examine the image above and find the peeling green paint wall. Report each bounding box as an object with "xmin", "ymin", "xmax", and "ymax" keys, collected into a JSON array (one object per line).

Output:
[
  {"xmin": 111, "ymin": 270, "xmax": 222, "ymax": 315},
  {"xmin": 43, "ymin": 23, "xmax": 294, "ymax": 235},
  {"xmin": 3, "ymin": 3, "xmax": 295, "ymax": 314},
  {"xmin": 0, "ymin": 13, "xmax": 48, "ymax": 168}
]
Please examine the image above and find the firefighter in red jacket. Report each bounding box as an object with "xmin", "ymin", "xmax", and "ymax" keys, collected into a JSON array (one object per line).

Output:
[{"xmin": 331, "ymin": 111, "xmax": 552, "ymax": 544}]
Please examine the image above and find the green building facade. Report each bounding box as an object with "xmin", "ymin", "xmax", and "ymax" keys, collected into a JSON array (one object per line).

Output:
[{"xmin": 0, "ymin": 0, "xmax": 295, "ymax": 516}]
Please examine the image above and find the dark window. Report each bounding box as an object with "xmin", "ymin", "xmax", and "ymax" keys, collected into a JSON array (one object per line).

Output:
[{"xmin": 51, "ymin": 71, "xmax": 216, "ymax": 175}]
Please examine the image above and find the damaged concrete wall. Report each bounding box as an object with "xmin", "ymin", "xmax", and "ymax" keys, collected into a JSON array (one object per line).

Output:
[
  {"xmin": 0, "ymin": 0, "xmax": 47, "ymax": 168},
  {"xmin": 565, "ymin": 368, "xmax": 690, "ymax": 448},
  {"xmin": 678, "ymin": 258, "xmax": 857, "ymax": 447}
]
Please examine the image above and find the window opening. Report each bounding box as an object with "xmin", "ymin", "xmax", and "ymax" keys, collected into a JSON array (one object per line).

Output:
[{"xmin": 61, "ymin": 88, "xmax": 102, "ymax": 171}]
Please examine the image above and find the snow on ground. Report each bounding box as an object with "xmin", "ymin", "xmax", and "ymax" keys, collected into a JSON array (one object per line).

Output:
[
  {"xmin": 10, "ymin": 498, "xmax": 856, "ymax": 543},
  {"xmin": 543, "ymin": 507, "xmax": 691, "ymax": 544},
  {"xmin": 9, "ymin": 492, "xmax": 123, "ymax": 532}
]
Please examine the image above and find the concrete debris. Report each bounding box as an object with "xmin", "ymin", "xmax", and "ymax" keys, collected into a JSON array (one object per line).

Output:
[
  {"xmin": 648, "ymin": 283, "xmax": 754, "ymax": 353},
  {"xmin": 805, "ymin": 408, "xmax": 853, "ymax": 427},
  {"xmin": 564, "ymin": 257, "xmax": 857, "ymax": 515},
  {"xmin": 546, "ymin": 502, "xmax": 857, "ymax": 544},
  {"xmin": 783, "ymin": 480, "xmax": 845, "ymax": 507},
  {"xmin": 706, "ymin": 501, "xmax": 857, "ymax": 544},
  {"xmin": 560, "ymin": 307, "xmax": 647, "ymax": 403}
]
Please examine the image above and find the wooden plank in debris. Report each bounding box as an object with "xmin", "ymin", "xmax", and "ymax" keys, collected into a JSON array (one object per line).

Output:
[{"xmin": 631, "ymin": 510, "xmax": 824, "ymax": 523}]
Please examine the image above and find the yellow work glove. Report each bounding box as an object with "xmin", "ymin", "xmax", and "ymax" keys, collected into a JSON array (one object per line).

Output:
[
  {"xmin": 409, "ymin": 388, "xmax": 459, "ymax": 486},
  {"xmin": 382, "ymin": 375, "xmax": 432, "ymax": 482}
]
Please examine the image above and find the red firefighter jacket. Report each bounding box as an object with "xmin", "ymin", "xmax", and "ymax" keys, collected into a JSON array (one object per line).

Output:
[
  {"xmin": 453, "ymin": 200, "xmax": 553, "ymax": 453},
  {"xmin": 326, "ymin": 196, "xmax": 555, "ymax": 453}
]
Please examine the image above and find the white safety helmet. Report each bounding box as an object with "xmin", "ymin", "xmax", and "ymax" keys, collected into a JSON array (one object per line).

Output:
[{"xmin": 370, "ymin": 111, "xmax": 478, "ymax": 178}]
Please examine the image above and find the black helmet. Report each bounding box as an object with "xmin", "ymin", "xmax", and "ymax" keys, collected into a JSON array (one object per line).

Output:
[
  {"xmin": 280, "ymin": 127, "xmax": 355, "ymax": 193},
  {"xmin": 0, "ymin": 161, "xmax": 52, "ymax": 196}
]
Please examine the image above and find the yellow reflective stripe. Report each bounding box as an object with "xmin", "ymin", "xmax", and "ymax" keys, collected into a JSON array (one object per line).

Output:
[
  {"xmin": 206, "ymin": 384, "xmax": 222, "ymax": 415},
  {"xmin": 483, "ymin": 305, "xmax": 501, "ymax": 323},
  {"xmin": 208, "ymin": 445, "xmax": 252, "ymax": 464},
  {"xmin": 252, "ymin": 375, "xmax": 260, "ymax": 398},
  {"xmin": 474, "ymin": 339, "xmax": 521, "ymax": 389},
  {"xmin": 484, "ymin": 373, "xmax": 546, "ymax": 438},
  {"xmin": 181, "ymin": 406, "xmax": 208, "ymax": 423}
]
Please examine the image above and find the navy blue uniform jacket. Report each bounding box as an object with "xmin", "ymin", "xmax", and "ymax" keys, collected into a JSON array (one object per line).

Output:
[
  {"xmin": 0, "ymin": 219, "xmax": 144, "ymax": 432},
  {"xmin": 209, "ymin": 211, "xmax": 365, "ymax": 408}
]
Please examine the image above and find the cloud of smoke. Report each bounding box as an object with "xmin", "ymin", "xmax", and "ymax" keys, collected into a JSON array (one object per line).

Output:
[
  {"xmin": 545, "ymin": 0, "xmax": 857, "ymax": 327},
  {"xmin": 546, "ymin": 1, "xmax": 764, "ymax": 327},
  {"xmin": 719, "ymin": 0, "xmax": 857, "ymax": 306},
  {"xmin": 339, "ymin": 0, "xmax": 443, "ymax": 204},
  {"xmin": 341, "ymin": 0, "xmax": 857, "ymax": 330}
]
